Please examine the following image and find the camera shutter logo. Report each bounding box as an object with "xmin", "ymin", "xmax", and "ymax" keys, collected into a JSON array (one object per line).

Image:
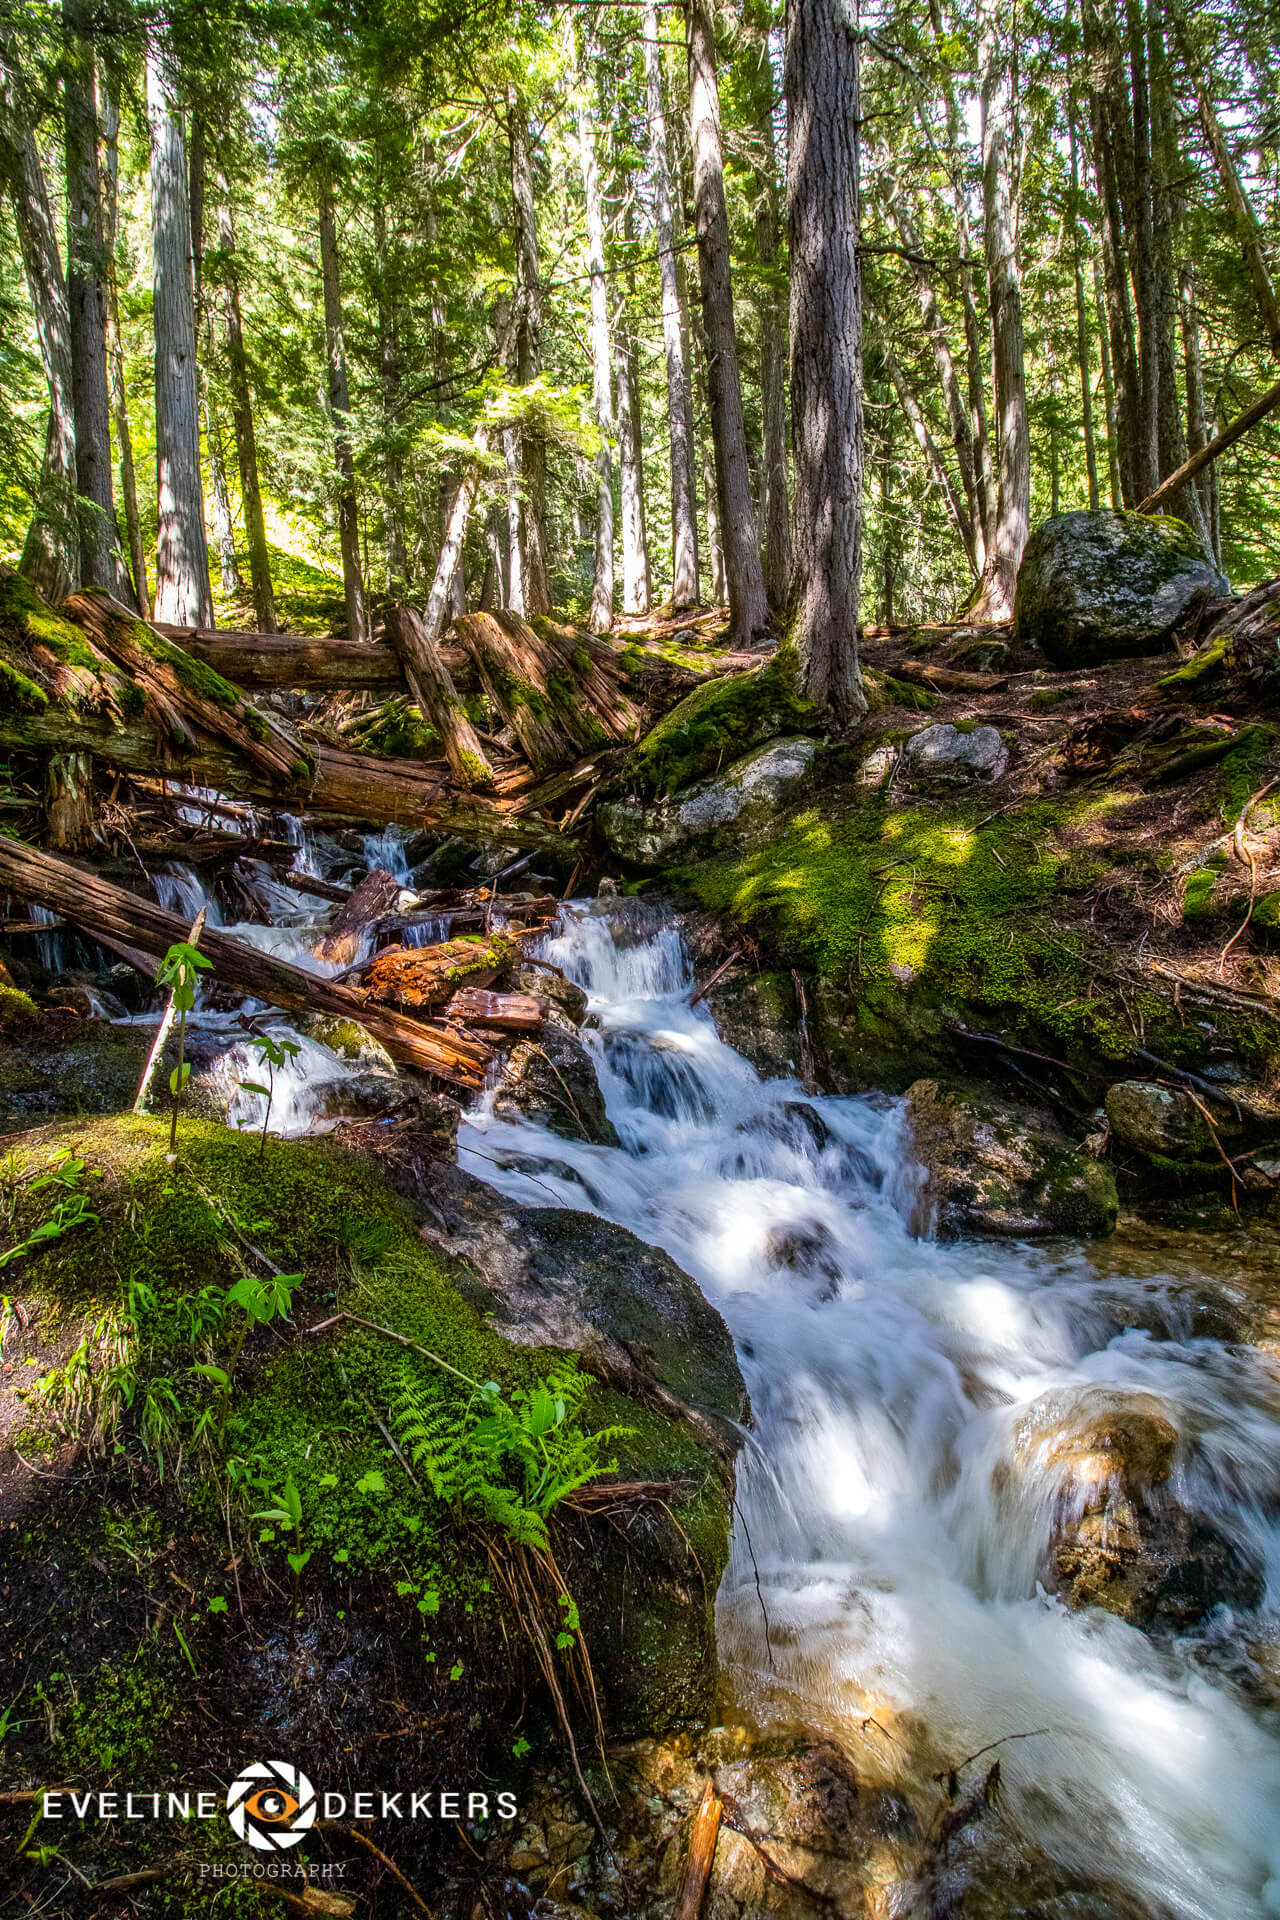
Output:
[{"xmin": 226, "ymin": 1761, "xmax": 317, "ymax": 1851}]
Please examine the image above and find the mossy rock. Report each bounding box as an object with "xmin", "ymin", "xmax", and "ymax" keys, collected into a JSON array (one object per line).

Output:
[
  {"xmin": 1014, "ymin": 510, "xmax": 1228, "ymax": 667},
  {"xmin": 622, "ymin": 648, "xmax": 815, "ymax": 799}
]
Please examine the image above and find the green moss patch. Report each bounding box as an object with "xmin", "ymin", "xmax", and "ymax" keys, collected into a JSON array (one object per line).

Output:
[{"xmin": 624, "ymin": 648, "xmax": 816, "ymax": 798}]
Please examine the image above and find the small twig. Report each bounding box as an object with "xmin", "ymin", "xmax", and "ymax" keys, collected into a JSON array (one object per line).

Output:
[
  {"xmin": 672, "ymin": 1779, "xmax": 723, "ymax": 1920},
  {"xmin": 732, "ymin": 1494, "xmax": 775, "ymax": 1671},
  {"xmin": 688, "ymin": 947, "xmax": 743, "ymax": 1009},
  {"xmin": 319, "ymin": 1824, "xmax": 435, "ymax": 1917}
]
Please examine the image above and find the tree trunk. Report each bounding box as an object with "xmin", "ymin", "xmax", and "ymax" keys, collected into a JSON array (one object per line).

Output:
[
  {"xmin": 99, "ymin": 60, "xmax": 151, "ymax": 617},
  {"xmin": 503, "ymin": 425, "xmax": 524, "ymax": 614},
  {"xmin": 205, "ymin": 400, "xmax": 242, "ymax": 595},
  {"xmin": 64, "ymin": 0, "xmax": 126, "ymax": 596},
  {"xmin": 785, "ymin": 0, "xmax": 866, "ymax": 720},
  {"xmin": 881, "ymin": 340, "xmax": 977, "ymax": 570},
  {"xmin": 215, "ymin": 185, "xmax": 276, "ymax": 630},
  {"xmin": 375, "ymin": 197, "xmax": 409, "ymax": 599},
  {"xmin": 1094, "ymin": 258, "xmax": 1124, "ymax": 506},
  {"xmin": 1083, "ymin": 0, "xmax": 1143, "ymax": 505},
  {"xmin": 147, "ymin": 39, "xmax": 213, "ymax": 629},
  {"xmin": 317, "ymin": 166, "xmax": 368, "ymax": 643},
  {"xmin": 0, "ymin": 62, "xmax": 79, "ymax": 600},
  {"xmin": 686, "ymin": 0, "xmax": 768, "ymax": 643},
  {"xmin": 616, "ymin": 201, "xmax": 651, "ymax": 614},
  {"xmin": 1066, "ymin": 77, "xmax": 1101, "ymax": 511},
  {"xmin": 643, "ymin": 0, "xmax": 699, "ymax": 608},
  {"xmin": 576, "ymin": 86, "xmax": 615, "ymax": 634},
  {"xmin": 927, "ymin": 0, "xmax": 992, "ymax": 563},
  {"xmin": 1179, "ymin": 268, "xmax": 1215, "ymax": 555},
  {"xmin": 745, "ymin": 9, "xmax": 792, "ymax": 610},
  {"xmin": 1124, "ymin": 0, "xmax": 1161, "ymax": 497},
  {"xmin": 881, "ymin": 159, "xmax": 981, "ymax": 573},
  {"xmin": 972, "ymin": 0, "xmax": 1030, "ymax": 622},
  {"xmin": 508, "ymin": 88, "xmax": 551, "ymax": 617}
]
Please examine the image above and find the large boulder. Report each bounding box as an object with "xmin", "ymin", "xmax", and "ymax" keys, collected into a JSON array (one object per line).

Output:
[
  {"xmin": 599, "ymin": 736, "xmax": 817, "ymax": 867},
  {"xmin": 1014, "ymin": 510, "xmax": 1228, "ymax": 667},
  {"xmin": 905, "ymin": 1077, "xmax": 1118, "ymax": 1238}
]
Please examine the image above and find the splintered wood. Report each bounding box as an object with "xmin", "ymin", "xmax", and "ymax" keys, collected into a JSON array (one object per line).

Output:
[{"xmin": 360, "ymin": 934, "xmax": 518, "ymax": 1010}]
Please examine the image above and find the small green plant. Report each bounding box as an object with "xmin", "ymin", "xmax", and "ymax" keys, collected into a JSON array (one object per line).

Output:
[
  {"xmin": 238, "ymin": 1033, "xmax": 302, "ymax": 1158},
  {"xmin": 251, "ymin": 1474, "xmax": 311, "ymax": 1616},
  {"xmin": 200, "ymin": 1268, "xmax": 298, "ymax": 1437},
  {"xmin": 154, "ymin": 939, "xmax": 213, "ymax": 1153},
  {"xmin": 393, "ymin": 1358, "xmax": 627, "ymax": 1552},
  {"xmin": 0, "ymin": 1156, "xmax": 98, "ymax": 1271}
]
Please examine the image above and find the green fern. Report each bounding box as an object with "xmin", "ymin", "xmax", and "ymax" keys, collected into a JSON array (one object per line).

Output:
[{"xmin": 391, "ymin": 1358, "xmax": 628, "ymax": 1551}]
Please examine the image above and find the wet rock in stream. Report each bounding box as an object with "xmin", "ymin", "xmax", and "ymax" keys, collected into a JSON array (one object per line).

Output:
[
  {"xmin": 491, "ymin": 1020, "xmax": 620, "ymax": 1148},
  {"xmin": 1017, "ymin": 1386, "xmax": 1265, "ymax": 1629}
]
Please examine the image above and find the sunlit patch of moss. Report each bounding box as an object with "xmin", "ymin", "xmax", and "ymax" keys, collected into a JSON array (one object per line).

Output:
[
  {"xmin": 675, "ymin": 787, "xmax": 1257, "ymax": 1070},
  {"xmin": 1217, "ymin": 724, "xmax": 1278, "ymax": 823},
  {"xmin": 0, "ymin": 982, "xmax": 40, "ymax": 1029}
]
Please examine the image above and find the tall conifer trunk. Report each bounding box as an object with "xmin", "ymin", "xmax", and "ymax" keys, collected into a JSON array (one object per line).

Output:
[
  {"xmin": 686, "ymin": 0, "xmax": 767, "ymax": 642},
  {"xmin": 317, "ymin": 165, "xmax": 368, "ymax": 642},
  {"xmin": 785, "ymin": 0, "xmax": 865, "ymax": 719},
  {"xmin": 147, "ymin": 39, "xmax": 213, "ymax": 628}
]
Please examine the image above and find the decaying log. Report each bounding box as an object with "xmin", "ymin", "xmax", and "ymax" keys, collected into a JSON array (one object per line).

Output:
[
  {"xmin": 452, "ymin": 611, "xmax": 641, "ymax": 773},
  {"xmin": 44, "ymin": 751, "xmax": 96, "ymax": 850},
  {"xmin": 891, "ymin": 659, "xmax": 1010, "ymax": 693},
  {"xmin": 444, "ymin": 987, "xmax": 543, "ymax": 1032},
  {"xmin": 361, "ymin": 934, "xmax": 518, "ymax": 1011},
  {"xmin": 0, "ymin": 836, "xmax": 492, "ymax": 1089},
  {"xmin": 165, "ymin": 626, "xmax": 424, "ymax": 692},
  {"xmin": 64, "ymin": 590, "xmax": 311, "ymax": 787},
  {"xmin": 314, "ymin": 867, "xmax": 402, "ymax": 965},
  {"xmin": 385, "ymin": 604, "xmax": 494, "ymax": 791}
]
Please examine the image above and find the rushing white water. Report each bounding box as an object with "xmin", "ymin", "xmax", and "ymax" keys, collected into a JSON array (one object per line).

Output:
[{"xmin": 459, "ymin": 901, "xmax": 1280, "ymax": 1920}]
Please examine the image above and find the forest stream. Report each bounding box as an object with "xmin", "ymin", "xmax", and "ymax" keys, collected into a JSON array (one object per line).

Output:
[{"xmin": 91, "ymin": 821, "xmax": 1280, "ymax": 1920}]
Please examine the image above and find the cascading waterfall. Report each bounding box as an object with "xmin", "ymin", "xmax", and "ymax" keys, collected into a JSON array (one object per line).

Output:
[{"xmin": 459, "ymin": 900, "xmax": 1280, "ymax": 1920}]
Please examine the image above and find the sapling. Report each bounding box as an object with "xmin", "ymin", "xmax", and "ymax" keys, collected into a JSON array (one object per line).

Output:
[
  {"xmin": 238, "ymin": 1032, "xmax": 302, "ymax": 1157},
  {"xmin": 154, "ymin": 940, "xmax": 213, "ymax": 1155}
]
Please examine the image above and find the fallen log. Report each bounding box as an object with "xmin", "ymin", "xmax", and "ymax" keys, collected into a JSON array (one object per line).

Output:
[
  {"xmin": 672, "ymin": 1780, "xmax": 723, "ymax": 1920},
  {"xmin": 0, "ymin": 836, "xmax": 492, "ymax": 1090},
  {"xmin": 444, "ymin": 987, "xmax": 542, "ymax": 1032},
  {"xmin": 163, "ymin": 626, "xmax": 426, "ymax": 692},
  {"xmin": 65, "ymin": 590, "xmax": 312, "ymax": 787},
  {"xmin": 361, "ymin": 934, "xmax": 518, "ymax": 1011},
  {"xmin": 891, "ymin": 659, "xmax": 1011, "ymax": 693},
  {"xmin": 452, "ymin": 611, "xmax": 641, "ymax": 773},
  {"xmin": 314, "ymin": 867, "xmax": 402, "ymax": 965},
  {"xmin": 385, "ymin": 605, "xmax": 494, "ymax": 791},
  {"xmin": 1136, "ymin": 381, "xmax": 1280, "ymax": 518}
]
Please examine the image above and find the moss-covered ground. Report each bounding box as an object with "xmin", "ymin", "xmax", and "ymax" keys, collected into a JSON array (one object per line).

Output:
[{"xmin": 0, "ymin": 1114, "xmax": 730, "ymax": 1912}]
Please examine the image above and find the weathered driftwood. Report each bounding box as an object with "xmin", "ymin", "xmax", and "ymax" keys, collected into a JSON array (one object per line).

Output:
[
  {"xmin": 384, "ymin": 604, "xmax": 494, "ymax": 791},
  {"xmin": 361, "ymin": 934, "xmax": 518, "ymax": 1011},
  {"xmin": 314, "ymin": 867, "xmax": 401, "ymax": 966},
  {"xmin": 672, "ymin": 1779, "xmax": 723, "ymax": 1920},
  {"xmin": 0, "ymin": 836, "xmax": 492, "ymax": 1089},
  {"xmin": 444, "ymin": 987, "xmax": 543, "ymax": 1032}
]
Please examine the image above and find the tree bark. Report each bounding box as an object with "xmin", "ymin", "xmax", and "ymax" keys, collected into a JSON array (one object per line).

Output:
[
  {"xmin": 1093, "ymin": 258, "xmax": 1124, "ymax": 506},
  {"xmin": 205, "ymin": 400, "xmax": 243, "ymax": 595},
  {"xmin": 1082, "ymin": 0, "xmax": 1143, "ymax": 505},
  {"xmin": 1179, "ymin": 267, "xmax": 1214, "ymax": 555},
  {"xmin": 64, "ymin": 0, "xmax": 126, "ymax": 596},
  {"xmin": 615, "ymin": 200, "xmax": 651, "ymax": 614},
  {"xmin": 576, "ymin": 84, "xmax": 615, "ymax": 634},
  {"xmin": 0, "ymin": 62, "xmax": 79, "ymax": 600},
  {"xmin": 99, "ymin": 60, "xmax": 151, "ymax": 617},
  {"xmin": 1124, "ymin": 0, "xmax": 1161, "ymax": 497},
  {"xmin": 972, "ymin": 0, "xmax": 1030, "ymax": 621},
  {"xmin": 317, "ymin": 166, "xmax": 368, "ymax": 643},
  {"xmin": 147, "ymin": 39, "xmax": 214, "ymax": 629},
  {"xmin": 1066, "ymin": 69, "xmax": 1101, "ymax": 511},
  {"xmin": 785, "ymin": 0, "xmax": 866, "ymax": 720},
  {"xmin": 686, "ymin": 0, "xmax": 768, "ymax": 642},
  {"xmin": 745, "ymin": 8, "xmax": 792, "ymax": 610},
  {"xmin": 375, "ymin": 199, "xmax": 409, "ymax": 600},
  {"xmin": 508, "ymin": 88, "xmax": 551, "ymax": 617},
  {"xmin": 215, "ymin": 185, "xmax": 277, "ymax": 630},
  {"xmin": 643, "ymin": 0, "xmax": 699, "ymax": 607}
]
